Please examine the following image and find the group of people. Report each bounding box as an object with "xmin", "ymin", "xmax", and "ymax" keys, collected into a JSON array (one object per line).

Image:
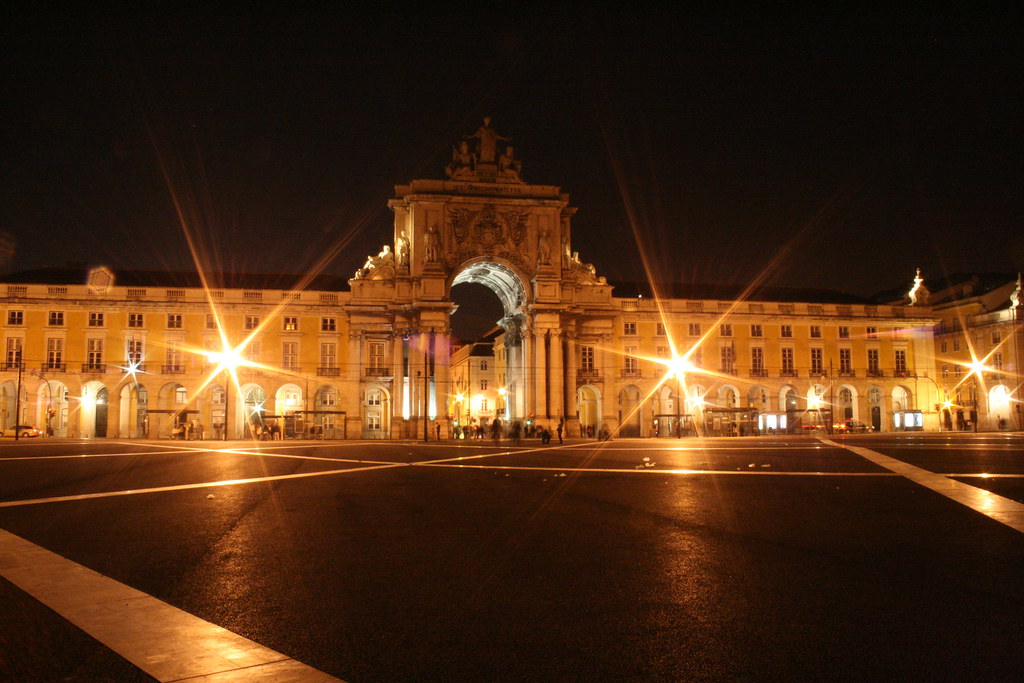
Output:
[
  {"xmin": 450, "ymin": 418, "xmax": 581, "ymax": 445},
  {"xmin": 171, "ymin": 420, "xmax": 204, "ymax": 440}
]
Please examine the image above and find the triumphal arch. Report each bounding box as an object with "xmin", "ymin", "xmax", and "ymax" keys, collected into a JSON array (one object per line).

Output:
[{"xmin": 347, "ymin": 118, "xmax": 614, "ymax": 437}]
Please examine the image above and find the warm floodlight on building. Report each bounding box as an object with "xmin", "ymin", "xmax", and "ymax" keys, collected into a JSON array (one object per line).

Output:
[{"xmin": 667, "ymin": 355, "xmax": 695, "ymax": 379}]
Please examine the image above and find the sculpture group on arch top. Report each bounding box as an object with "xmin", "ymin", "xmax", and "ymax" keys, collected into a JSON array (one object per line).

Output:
[{"xmin": 352, "ymin": 117, "xmax": 605, "ymax": 287}]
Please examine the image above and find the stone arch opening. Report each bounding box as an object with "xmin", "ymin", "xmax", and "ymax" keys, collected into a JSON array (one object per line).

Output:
[{"xmin": 450, "ymin": 259, "xmax": 530, "ymax": 419}]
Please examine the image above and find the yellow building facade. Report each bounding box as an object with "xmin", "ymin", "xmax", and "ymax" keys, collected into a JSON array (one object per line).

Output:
[{"xmin": 1, "ymin": 121, "xmax": 954, "ymax": 439}]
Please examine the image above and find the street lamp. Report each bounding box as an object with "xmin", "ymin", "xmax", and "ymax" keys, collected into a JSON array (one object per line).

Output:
[{"xmin": 668, "ymin": 355, "xmax": 694, "ymax": 438}]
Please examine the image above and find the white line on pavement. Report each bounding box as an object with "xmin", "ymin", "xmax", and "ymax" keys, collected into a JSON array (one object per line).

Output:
[
  {"xmin": 821, "ymin": 438, "xmax": 1024, "ymax": 534},
  {"xmin": 0, "ymin": 528, "xmax": 343, "ymax": 682}
]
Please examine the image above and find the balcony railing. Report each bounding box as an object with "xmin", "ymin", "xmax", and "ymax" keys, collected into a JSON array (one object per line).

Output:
[
  {"xmin": 620, "ymin": 368, "xmax": 642, "ymax": 379},
  {"xmin": 577, "ymin": 368, "xmax": 601, "ymax": 381},
  {"xmin": 365, "ymin": 367, "xmax": 390, "ymax": 377},
  {"xmin": 2, "ymin": 361, "xmax": 25, "ymax": 371},
  {"xmin": 81, "ymin": 363, "xmax": 107, "ymax": 374},
  {"xmin": 749, "ymin": 369, "xmax": 768, "ymax": 378},
  {"xmin": 122, "ymin": 363, "xmax": 147, "ymax": 373},
  {"xmin": 838, "ymin": 370, "xmax": 856, "ymax": 377},
  {"xmin": 866, "ymin": 369, "xmax": 884, "ymax": 377},
  {"xmin": 42, "ymin": 362, "xmax": 67, "ymax": 372},
  {"xmin": 161, "ymin": 364, "xmax": 186, "ymax": 374},
  {"xmin": 317, "ymin": 367, "xmax": 341, "ymax": 376},
  {"xmin": 780, "ymin": 369, "xmax": 798, "ymax": 377}
]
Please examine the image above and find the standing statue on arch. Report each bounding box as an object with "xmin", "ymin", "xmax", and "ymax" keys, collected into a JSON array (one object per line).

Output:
[{"xmin": 465, "ymin": 116, "xmax": 509, "ymax": 164}]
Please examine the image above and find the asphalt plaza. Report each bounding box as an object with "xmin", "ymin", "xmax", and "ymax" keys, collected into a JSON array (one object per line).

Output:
[{"xmin": 1, "ymin": 433, "xmax": 1023, "ymax": 681}]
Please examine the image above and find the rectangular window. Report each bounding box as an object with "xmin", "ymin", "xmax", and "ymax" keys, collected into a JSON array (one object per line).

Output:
[
  {"xmin": 165, "ymin": 343, "xmax": 182, "ymax": 371},
  {"xmin": 367, "ymin": 389, "xmax": 382, "ymax": 406},
  {"xmin": 480, "ymin": 360, "xmax": 488, "ymax": 370},
  {"xmin": 839, "ymin": 348, "xmax": 852, "ymax": 375},
  {"xmin": 781, "ymin": 348, "xmax": 795, "ymax": 375},
  {"xmin": 127, "ymin": 337, "xmax": 144, "ymax": 365},
  {"xmin": 581, "ymin": 345, "xmax": 595, "ymax": 371},
  {"xmin": 693, "ymin": 348, "xmax": 703, "ymax": 367},
  {"xmin": 206, "ymin": 313, "xmax": 217, "ymax": 329},
  {"xmin": 780, "ymin": 324, "xmax": 792, "ymax": 338},
  {"xmin": 993, "ymin": 352, "xmax": 1003, "ymax": 371},
  {"xmin": 87, "ymin": 338, "xmax": 103, "ymax": 368},
  {"xmin": 283, "ymin": 316, "xmax": 298, "ymax": 331},
  {"xmin": 688, "ymin": 323, "xmax": 701, "ymax": 336},
  {"xmin": 810, "ymin": 325, "xmax": 822, "ymax": 338},
  {"xmin": 720, "ymin": 346, "xmax": 735, "ymax": 373},
  {"xmin": 320, "ymin": 342, "xmax": 337, "ymax": 369},
  {"xmin": 128, "ymin": 313, "xmax": 144, "ymax": 328},
  {"xmin": 655, "ymin": 322, "xmax": 666, "ymax": 336},
  {"xmin": 6, "ymin": 311, "xmax": 23, "ymax": 325},
  {"xmin": 46, "ymin": 338, "xmax": 63, "ymax": 368},
  {"xmin": 868, "ymin": 349, "xmax": 880, "ymax": 375},
  {"xmin": 940, "ymin": 339, "xmax": 947, "ymax": 353},
  {"xmin": 480, "ymin": 379, "xmax": 488, "ymax": 390},
  {"xmin": 88, "ymin": 312, "xmax": 104, "ymax": 327},
  {"xmin": 175, "ymin": 386, "xmax": 188, "ymax": 404},
  {"xmin": 167, "ymin": 314, "xmax": 182, "ymax": 329},
  {"xmin": 895, "ymin": 349, "xmax": 907, "ymax": 375},
  {"xmin": 624, "ymin": 347, "xmax": 639, "ymax": 373},
  {"xmin": 952, "ymin": 338, "xmax": 960, "ymax": 352},
  {"xmin": 244, "ymin": 315, "xmax": 260, "ymax": 330},
  {"xmin": 480, "ymin": 398, "xmax": 489, "ymax": 411},
  {"xmin": 811, "ymin": 348, "xmax": 824, "ymax": 375},
  {"xmin": 942, "ymin": 365, "xmax": 949, "ymax": 379},
  {"xmin": 6, "ymin": 337, "xmax": 22, "ymax": 368},
  {"xmin": 656, "ymin": 346, "xmax": 669, "ymax": 358},
  {"xmin": 751, "ymin": 347, "xmax": 764, "ymax": 373},
  {"xmin": 992, "ymin": 331, "xmax": 1001, "ymax": 344},
  {"xmin": 720, "ymin": 324, "xmax": 732, "ymax": 337},
  {"xmin": 866, "ymin": 326, "xmax": 877, "ymax": 339},
  {"xmin": 246, "ymin": 342, "xmax": 261, "ymax": 362},
  {"xmin": 48, "ymin": 311, "xmax": 64, "ymax": 326},
  {"xmin": 368, "ymin": 341, "xmax": 385, "ymax": 370},
  {"xmin": 750, "ymin": 324, "xmax": 763, "ymax": 337},
  {"xmin": 321, "ymin": 317, "xmax": 337, "ymax": 332},
  {"xmin": 623, "ymin": 322, "xmax": 637, "ymax": 336},
  {"xmin": 282, "ymin": 342, "xmax": 299, "ymax": 370},
  {"xmin": 838, "ymin": 326, "xmax": 850, "ymax": 339}
]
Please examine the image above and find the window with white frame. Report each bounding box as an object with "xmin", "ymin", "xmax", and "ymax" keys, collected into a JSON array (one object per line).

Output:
[
  {"xmin": 244, "ymin": 315, "xmax": 260, "ymax": 330},
  {"xmin": 283, "ymin": 316, "xmax": 298, "ymax": 331},
  {"xmin": 128, "ymin": 312, "xmax": 144, "ymax": 328},
  {"xmin": 894, "ymin": 349, "xmax": 907, "ymax": 375},
  {"xmin": 6, "ymin": 337, "xmax": 22, "ymax": 367},
  {"xmin": 811, "ymin": 348, "xmax": 824, "ymax": 375},
  {"xmin": 581, "ymin": 345, "xmax": 595, "ymax": 371},
  {"xmin": 46, "ymin": 338, "xmax": 63, "ymax": 368},
  {"xmin": 89, "ymin": 312, "xmax": 104, "ymax": 327},
  {"xmin": 623, "ymin": 321, "xmax": 637, "ymax": 336},
  {"xmin": 282, "ymin": 341, "xmax": 299, "ymax": 370},
  {"xmin": 780, "ymin": 324, "xmax": 792, "ymax": 338},
  {"xmin": 7, "ymin": 311, "xmax": 23, "ymax": 325},
  {"xmin": 49, "ymin": 311, "xmax": 64, "ymax": 326},
  {"xmin": 167, "ymin": 314, "xmax": 182, "ymax": 329},
  {"xmin": 750, "ymin": 324, "xmax": 763, "ymax": 337},
  {"xmin": 720, "ymin": 323, "xmax": 732, "ymax": 337},
  {"xmin": 87, "ymin": 338, "xmax": 103, "ymax": 367},
  {"xmin": 321, "ymin": 317, "xmax": 337, "ymax": 332},
  {"xmin": 320, "ymin": 342, "xmax": 336, "ymax": 369},
  {"xmin": 839, "ymin": 348, "xmax": 852, "ymax": 375}
]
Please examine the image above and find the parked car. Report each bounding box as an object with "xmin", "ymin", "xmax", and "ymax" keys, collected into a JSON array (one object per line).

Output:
[
  {"xmin": 2, "ymin": 424, "xmax": 42, "ymax": 438},
  {"xmin": 834, "ymin": 420, "xmax": 873, "ymax": 433}
]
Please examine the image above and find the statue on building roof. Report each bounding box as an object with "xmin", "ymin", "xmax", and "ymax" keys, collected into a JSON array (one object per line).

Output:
[
  {"xmin": 1011, "ymin": 272, "xmax": 1022, "ymax": 308},
  {"xmin": 449, "ymin": 117, "xmax": 524, "ymax": 183},
  {"xmin": 354, "ymin": 244, "xmax": 395, "ymax": 280},
  {"xmin": 908, "ymin": 267, "xmax": 930, "ymax": 305},
  {"xmin": 465, "ymin": 116, "xmax": 508, "ymax": 164}
]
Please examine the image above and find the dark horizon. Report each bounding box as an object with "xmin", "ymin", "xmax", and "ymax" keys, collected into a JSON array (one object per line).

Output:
[{"xmin": 3, "ymin": 7, "xmax": 1020, "ymax": 299}]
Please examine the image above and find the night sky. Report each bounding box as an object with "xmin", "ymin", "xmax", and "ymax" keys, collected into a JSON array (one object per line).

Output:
[{"xmin": 3, "ymin": 6, "xmax": 1020, "ymax": 300}]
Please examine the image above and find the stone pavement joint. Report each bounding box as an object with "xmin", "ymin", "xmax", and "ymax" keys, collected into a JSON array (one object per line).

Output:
[
  {"xmin": 0, "ymin": 528, "xmax": 344, "ymax": 682},
  {"xmin": 822, "ymin": 438, "xmax": 1024, "ymax": 534}
]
